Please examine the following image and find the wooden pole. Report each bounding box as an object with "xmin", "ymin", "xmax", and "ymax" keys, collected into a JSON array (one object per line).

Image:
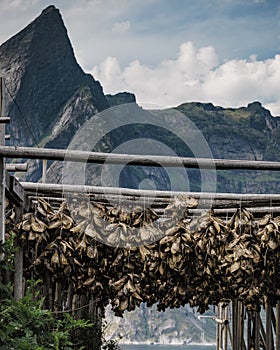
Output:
[
  {"xmin": 216, "ymin": 304, "xmax": 221, "ymax": 350},
  {"xmin": 238, "ymin": 302, "xmax": 243, "ymax": 350},
  {"xmin": 2, "ymin": 145, "xmax": 280, "ymax": 170},
  {"xmin": 247, "ymin": 311, "xmax": 252, "ymax": 349},
  {"xmin": 20, "ymin": 182, "xmax": 280, "ymax": 202},
  {"xmin": 14, "ymin": 207, "xmax": 23, "ymax": 300},
  {"xmin": 6, "ymin": 163, "xmax": 28, "ymax": 172},
  {"xmin": 276, "ymin": 302, "xmax": 280, "ymax": 350},
  {"xmin": 260, "ymin": 314, "xmax": 267, "ymax": 348},
  {"xmin": 266, "ymin": 303, "xmax": 274, "ymax": 350},
  {"xmin": 42, "ymin": 159, "xmax": 47, "ymax": 183},
  {"xmin": 0, "ymin": 78, "xmax": 6, "ymax": 250},
  {"xmin": 254, "ymin": 311, "xmax": 261, "ymax": 350},
  {"xmin": 14, "ymin": 238, "xmax": 23, "ymax": 300},
  {"xmin": 232, "ymin": 300, "xmax": 238, "ymax": 350},
  {"xmin": 222, "ymin": 305, "xmax": 228, "ymax": 350}
]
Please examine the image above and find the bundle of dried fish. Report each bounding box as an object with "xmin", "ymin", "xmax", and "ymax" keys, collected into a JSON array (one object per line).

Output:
[
  {"xmin": 224, "ymin": 208, "xmax": 263, "ymax": 311},
  {"xmin": 9, "ymin": 196, "xmax": 280, "ymax": 316}
]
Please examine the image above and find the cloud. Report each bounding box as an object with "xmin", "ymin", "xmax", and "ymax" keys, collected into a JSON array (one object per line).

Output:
[
  {"xmin": 112, "ymin": 20, "xmax": 130, "ymax": 34},
  {"xmin": 92, "ymin": 41, "xmax": 280, "ymax": 116},
  {"xmin": 1, "ymin": 0, "xmax": 39, "ymax": 11},
  {"xmin": 1, "ymin": 0, "xmax": 280, "ymax": 115}
]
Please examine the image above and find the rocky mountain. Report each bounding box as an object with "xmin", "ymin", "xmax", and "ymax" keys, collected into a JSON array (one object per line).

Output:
[
  {"xmin": 1, "ymin": 6, "xmax": 280, "ymax": 192},
  {"xmin": 176, "ymin": 101, "xmax": 280, "ymax": 193},
  {"xmin": 1, "ymin": 5, "xmax": 280, "ymax": 346},
  {"xmin": 0, "ymin": 5, "xmax": 108, "ymax": 150},
  {"xmin": 104, "ymin": 304, "xmax": 216, "ymax": 345}
]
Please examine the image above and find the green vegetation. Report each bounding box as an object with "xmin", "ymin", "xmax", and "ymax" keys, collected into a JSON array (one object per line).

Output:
[{"xmin": 0, "ymin": 239, "xmax": 120, "ymax": 350}]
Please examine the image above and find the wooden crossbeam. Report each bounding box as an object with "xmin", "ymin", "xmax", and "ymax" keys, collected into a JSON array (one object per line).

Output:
[
  {"xmin": 6, "ymin": 163, "xmax": 28, "ymax": 172},
  {"xmin": 1, "ymin": 145, "xmax": 280, "ymax": 170}
]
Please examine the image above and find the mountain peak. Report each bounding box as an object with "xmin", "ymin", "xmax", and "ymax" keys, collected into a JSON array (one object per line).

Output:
[
  {"xmin": 0, "ymin": 6, "xmax": 108, "ymax": 147},
  {"xmin": 41, "ymin": 5, "xmax": 57, "ymax": 14}
]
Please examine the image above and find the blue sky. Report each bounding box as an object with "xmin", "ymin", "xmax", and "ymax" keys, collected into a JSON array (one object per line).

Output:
[{"xmin": 1, "ymin": 0, "xmax": 280, "ymax": 114}]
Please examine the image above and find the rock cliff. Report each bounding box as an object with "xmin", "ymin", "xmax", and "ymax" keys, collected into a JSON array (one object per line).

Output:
[{"xmin": 0, "ymin": 5, "xmax": 108, "ymax": 148}]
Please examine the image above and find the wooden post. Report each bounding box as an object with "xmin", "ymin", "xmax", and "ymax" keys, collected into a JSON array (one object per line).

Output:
[
  {"xmin": 42, "ymin": 159, "xmax": 47, "ymax": 183},
  {"xmin": 231, "ymin": 301, "xmax": 246, "ymax": 350},
  {"xmin": 260, "ymin": 314, "xmax": 267, "ymax": 348},
  {"xmin": 220, "ymin": 304, "xmax": 228, "ymax": 350},
  {"xmin": 266, "ymin": 303, "xmax": 274, "ymax": 350},
  {"xmin": 276, "ymin": 303, "xmax": 280, "ymax": 350},
  {"xmin": 247, "ymin": 311, "xmax": 252, "ymax": 349},
  {"xmin": 216, "ymin": 304, "xmax": 221, "ymax": 350},
  {"xmin": 232, "ymin": 300, "xmax": 238, "ymax": 350},
  {"xmin": 239, "ymin": 302, "xmax": 246, "ymax": 350},
  {"xmin": 0, "ymin": 77, "xmax": 6, "ymax": 250},
  {"xmin": 14, "ymin": 241, "xmax": 23, "ymax": 299},
  {"xmin": 253, "ymin": 310, "xmax": 261, "ymax": 350},
  {"xmin": 14, "ymin": 206, "xmax": 24, "ymax": 300}
]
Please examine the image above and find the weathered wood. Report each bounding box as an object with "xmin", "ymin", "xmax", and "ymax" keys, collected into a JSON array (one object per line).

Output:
[
  {"xmin": 54, "ymin": 282, "xmax": 62, "ymax": 314},
  {"xmin": 14, "ymin": 238, "xmax": 23, "ymax": 300},
  {"xmin": 13, "ymin": 205, "xmax": 24, "ymax": 300},
  {"xmin": 2, "ymin": 145, "xmax": 280, "ymax": 170},
  {"xmin": 259, "ymin": 314, "xmax": 267, "ymax": 349},
  {"xmin": 254, "ymin": 311, "xmax": 261, "ymax": 350},
  {"xmin": 231, "ymin": 301, "xmax": 246, "ymax": 350},
  {"xmin": 66, "ymin": 284, "xmax": 74, "ymax": 311},
  {"xmin": 247, "ymin": 311, "xmax": 252, "ymax": 349},
  {"xmin": 0, "ymin": 117, "xmax": 10, "ymax": 123},
  {"xmin": 232, "ymin": 300, "xmax": 238, "ymax": 350},
  {"xmin": 47, "ymin": 275, "xmax": 53, "ymax": 311},
  {"xmin": 216, "ymin": 305, "xmax": 221, "ymax": 349},
  {"xmin": 227, "ymin": 322, "xmax": 233, "ymax": 350},
  {"xmin": 41, "ymin": 159, "xmax": 47, "ymax": 183},
  {"xmin": 0, "ymin": 78, "xmax": 5, "ymax": 248},
  {"xmin": 276, "ymin": 303, "xmax": 280, "ymax": 350},
  {"xmin": 239, "ymin": 302, "xmax": 245, "ymax": 350},
  {"xmin": 20, "ymin": 182, "xmax": 280, "ymax": 202},
  {"xmin": 266, "ymin": 303, "xmax": 274, "ymax": 350},
  {"xmin": 223, "ymin": 305, "xmax": 228, "ymax": 350},
  {"xmin": 9, "ymin": 175, "xmax": 25, "ymax": 203},
  {"xmin": 6, "ymin": 163, "xmax": 27, "ymax": 172},
  {"xmin": 27, "ymin": 195, "xmax": 280, "ymax": 216}
]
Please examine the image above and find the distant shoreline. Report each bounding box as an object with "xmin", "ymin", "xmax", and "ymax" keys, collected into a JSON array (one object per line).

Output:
[{"xmin": 119, "ymin": 342, "xmax": 216, "ymax": 346}]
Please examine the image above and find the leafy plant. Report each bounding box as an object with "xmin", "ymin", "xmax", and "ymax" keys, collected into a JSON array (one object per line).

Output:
[{"xmin": 0, "ymin": 239, "xmax": 121, "ymax": 350}]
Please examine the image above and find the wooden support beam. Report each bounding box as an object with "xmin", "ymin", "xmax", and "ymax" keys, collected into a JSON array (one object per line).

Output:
[
  {"xmin": 247, "ymin": 311, "xmax": 252, "ymax": 349},
  {"xmin": 6, "ymin": 163, "xmax": 27, "ymax": 172},
  {"xmin": 260, "ymin": 315, "xmax": 267, "ymax": 349},
  {"xmin": 222, "ymin": 305, "xmax": 228, "ymax": 350},
  {"xmin": 276, "ymin": 303, "xmax": 280, "ymax": 350},
  {"xmin": 254, "ymin": 311, "xmax": 261, "ymax": 350},
  {"xmin": 216, "ymin": 304, "xmax": 222, "ymax": 349},
  {"xmin": 7, "ymin": 173, "xmax": 25, "ymax": 204},
  {"xmin": 41, "ymin": 159, "xmax": 47, "ymax": 183},
  {"xmin": 19, "ymin": 182, "xmax": 280, "ymax": 200},
  {"xmin": 2, "ymin": 145, "xmax": 280, "ymax": 170},
  {"xmin": 227, "ymin": 323, "xmax": 233, "ymax": 350},
  {"xmin": 239, "ymin": 302, "xmax": 245, "ymax": 350},
  {"xmin": 0, "ymin": 78, "xmax": 5, "ymax": 247},
  {"xmin": 14, "ymin": 239, "xmax": 23, "ymax": 300},
  {"xmin": 14, "ymin": 207, "xmax": 24, "ymax": 300},
  {"xmin": 232, "ymin": 300, "xmax": 238, "ymax": 350},
  {"xmin": 0, "ymin": 117, "xmax": 10, "ymax": 123},
  {"xmin": 266, "ymin": 303, "xmax": 274, "ymax": 350}
]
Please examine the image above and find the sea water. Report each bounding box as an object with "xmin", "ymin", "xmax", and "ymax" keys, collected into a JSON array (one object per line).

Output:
[{"xmin": 121, "ymin": 345, "xmax": 216, "ymax": 350}]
